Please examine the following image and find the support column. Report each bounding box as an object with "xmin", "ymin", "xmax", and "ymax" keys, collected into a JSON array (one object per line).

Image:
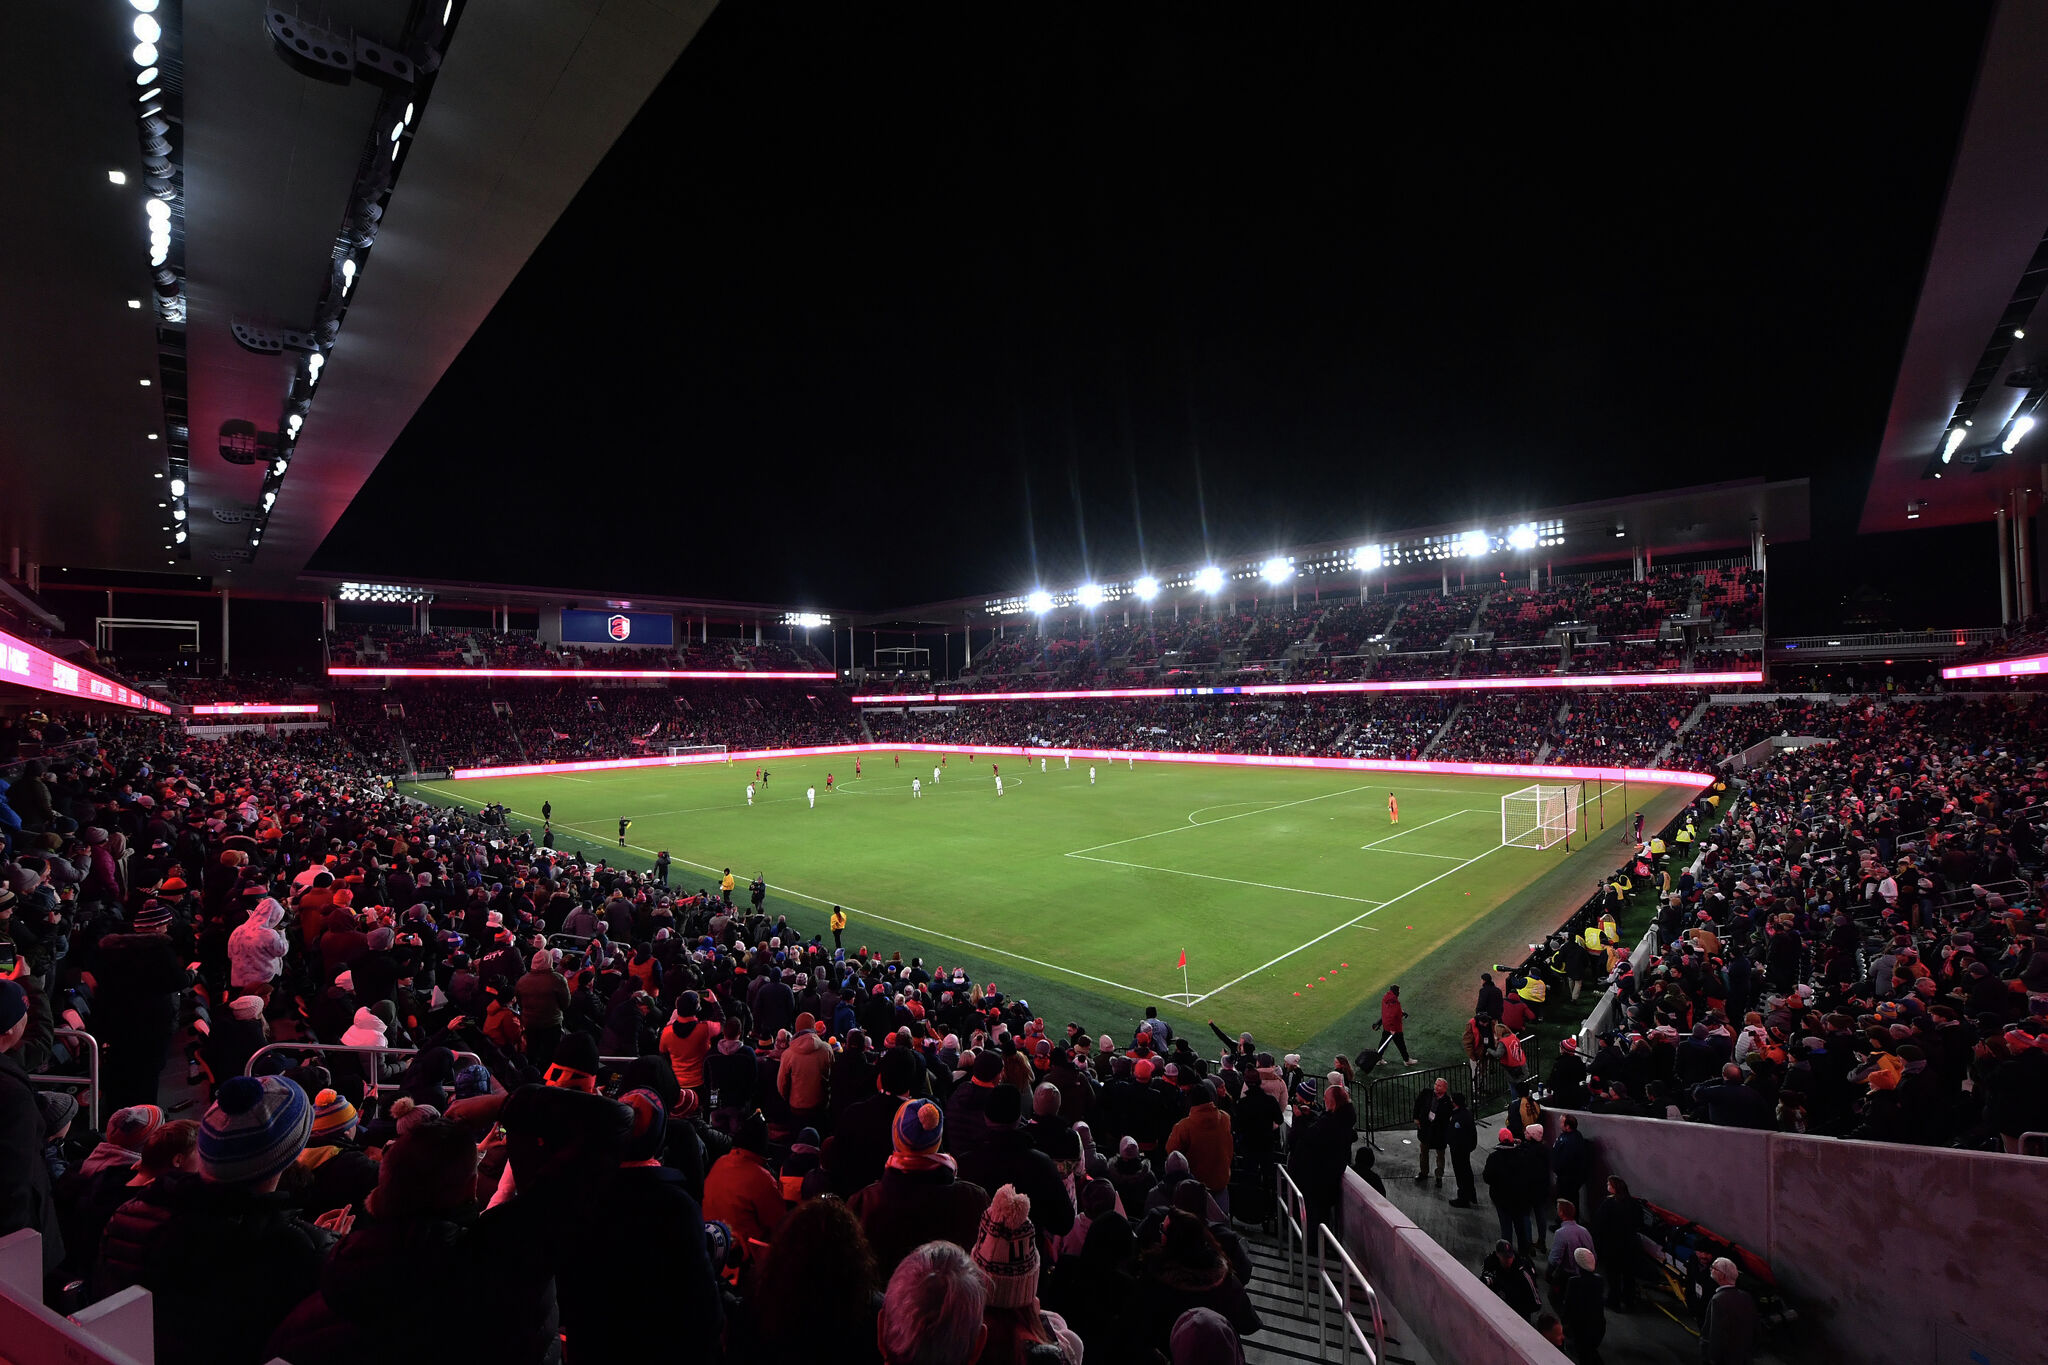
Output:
[
  {"xmin": 1997, "ymin": 507, "xmax": 2013, "ymax": 624},
  {"xmin": 220, "ymin": 588, "xmax": 231, "ymax": 676},
  {"xmin": 2019, "ymin": 489, "xmax": 2036, "ymax": 621}
]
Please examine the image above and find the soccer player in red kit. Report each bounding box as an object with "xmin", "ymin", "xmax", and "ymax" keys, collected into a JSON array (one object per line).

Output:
[
  {"xmin": 855, "ymin": 758, "xmax": 861, "ymax": 778},
  {"xmin": 826, "ymin": 773, "xmax": 835, "ymax": 793}
]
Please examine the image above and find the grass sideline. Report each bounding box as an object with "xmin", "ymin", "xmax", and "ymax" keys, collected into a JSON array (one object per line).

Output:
[{"xmin": 407, "ymin": 754, "xmax": 1690, "ymax": 1068}]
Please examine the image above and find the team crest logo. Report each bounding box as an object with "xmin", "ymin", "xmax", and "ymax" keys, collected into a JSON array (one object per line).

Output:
[{"xmin": 607, "ymin": 614, "xmax": 631, "ymax": 641}]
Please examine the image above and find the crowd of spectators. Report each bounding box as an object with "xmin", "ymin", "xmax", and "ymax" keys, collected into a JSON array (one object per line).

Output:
[
  {"xmin": 0, "ymin": 721, "xmax": 1377, "ymax": 1365},
  {"xmin": 327, "ymin": 629, "xmax": 829, "ymax": 674},
  {"xmin": 1545, "ymin": 697, "xmax": 2048, "ymax": 1154},
  {"xmin": 1548, "ymin": 693, "xmax": 1697, "ymax": 769}
]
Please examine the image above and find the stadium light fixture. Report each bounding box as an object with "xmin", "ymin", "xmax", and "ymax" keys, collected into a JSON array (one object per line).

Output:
[
  {"xmin": 1076, "ymin": 582, "xmax": 1105, "ymax": 608},
  {"xmin": 132, "ymin": 13, "xmax": 161, "ymax": 43},
  {"xmin": 135, "ymin": 66, "xmax": 158, "ymax": 86},
  {"xmin": 132, "ymin": 41, "xmax": 157, "ymax": 66},
  {"xmin": 127, "ymin": 299, "xmax": 142, "ymax": 308},
  {"xmin": 1133, "ymin": 575, "xmax": 1160, "ymax": 601},
  {"xmin": 2003, "ymin": 415, "xmax": 2036, "ymax": 454},
  {"xmin": 1942, "ymin": 427, "xmax": 1968, "ymax": 462},
  {"xmin": 1261, "ymin": 557, "xmax": 1292, "ymax": 585},
  {"xmin": 108, "ymin": 170, "xmax": 127, "ymax": 185},
  {"xmin": 131, "ymin": 0, "xmax": 159, "ymax": 12},
  {"xmin": 1026, "ymin": 590, "xmax": 1054, "ymax": 613},
  {"xmin": 1194, "ymin": 566, "xmax": 1225, "ymax": 593},
  {"xmin": 168, "ymin": 477, "xmax": 184, "ymax": 496},
  {"xmin": 781, "ymin": 612, "xmax": 829, "ymax": 628},
  {"xmin": 1459, "ymin": 529, "xmax": 1489, "ymax": 557},
  {"xmin": 170, "ymin": 508, "xmax": 185, "ymax": 521},
  {"xmin": 1355, "ymin": 545, "xmax": 1384, "ymax": 572},
  {"xmin": 2017, "ymin": 329, "xmax": 2027, "ymax": 340},
  {"xmin": 1507, "ymin": 523, "xmax": 1538, "ymax": 552}
]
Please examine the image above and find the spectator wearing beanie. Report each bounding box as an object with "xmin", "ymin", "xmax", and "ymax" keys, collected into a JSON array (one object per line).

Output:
[
  {"xmin": 96, "ymin": 1075, "xmax": 330, "ymax": 1365},
  {"xmin": 957, "ymin": 1080, "xmax": 1075, "ymax": 1244},
  {"xmin": 200, "ymin": 995, "xmax": 270, "ymax": 1098},
  {"xmin": 280, "ymin": 1090, "xmax": 377, "ymax": 1218},
  {"xmin": 850, "ymin": 1098, "xmax": 990, "ymax": 1276},
  {"xmin": 973, "ymin": 1184, "xmax": 1084, "ymax": 1365},
  {"xmin": 703, "ymin": 1112, "xmax": 785, "ymax": 1256},
  {"xmin": 514, "ymin": 948, "xmax": 570, "ymax": 1067},
  {"xmin": 556, "ymin": 1089, "xmax": 723, "ymax": 1365},
  {"xmin": 78, "ymin": 1103, "xmax": 164, "ymax": 1178},
  {"xmin": 1166, "ymin": 1077, "xmax": 1234, "ymax": 1217}
]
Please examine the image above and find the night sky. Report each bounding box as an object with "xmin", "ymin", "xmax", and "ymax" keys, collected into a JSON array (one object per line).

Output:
[{"xmin": 312, "ymin": 5, "xmax": 1995, "ymax": 625}]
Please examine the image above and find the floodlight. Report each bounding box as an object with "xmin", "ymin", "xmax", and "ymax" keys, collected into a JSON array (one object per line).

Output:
[
  {"xmin": 1194, "ymin": 566, "xmax": 1225, "ymax": 593},
  {"xmin": 1133, "ymin": 575, "xmax": 1160, "ymax": 600},
  {"xmin": 1459, "ymin": 530, "xmax": 1489, "ymax": 557},
  {"xmin": 133, "ymin": 14, "xmax": 161, "ymax": 43},
  {"xmin": 1507, "ymin": 523, "xmax": 1538, "ymax": 551},
  {"xmin": 131, "ymin": 0, "xmax": 159, "ymax": 12},
  {"xmin": 145, "ymin": 198, "xmax": 169, "ymax": 222},
  {"xmin": 1026, "ymin": 590, "xmax": 1054, "ymax": 613},
  {"xmin": 1076, "ymin": 583, "xmax": 1105, "ymax": 607},
  {"xmin": 1261, "ymin": 557, "xmax": 1292, "ymax": 584},
  {"xmin": 135, "ymin": 66, "xmax": 158, "ymax": 86},
  {"xmin": 108, "ymin": 170, "xmax": 127, "ymax": 185},
  {"xmin": 273, "ymin": 458, "xmax": 288, "ymax": 475},
  {"xmin": 168, "ymin": 477, "xmax": 184, "ymax": 496},
  {"xmin": 2003, "ymin": 416, "xmax": 2036, "ymax": 454},
  {"xmin": 341, "ymin": 259, "xmax": 357, "ymax": 294},
  {"xmin": 2017, "ymin": 329, "xmax": 2027, "ymax": 340},
  {"xmin": 171, "ymin": 508, "xmax": 185, "ymax": 521},
  {"xmin": 1942, "ymin": 427, "xmax": 1967, "ymax": 462},
  {"xmin": 132, "ymin": 41, "xmax": 158, "ymax": 67},
  {"xmin": 127, "ymin": 299, "xmax": 142, "ymax": 308},
  {"xmin": 1355, "ymin": 545, "xmax": 1384, "ymax": 572},
  {"xmin": 263, "ymin": 491, "xmax": 276, "ymax": 509},
  {"xmin": 174, "ymin": 529, "xmax": 186, "ymax": 543}
]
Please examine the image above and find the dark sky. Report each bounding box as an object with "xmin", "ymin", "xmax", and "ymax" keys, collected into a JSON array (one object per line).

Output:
[{"xmin": 313, "ymin": 5, "xmax": 1994, "ymax": 620}]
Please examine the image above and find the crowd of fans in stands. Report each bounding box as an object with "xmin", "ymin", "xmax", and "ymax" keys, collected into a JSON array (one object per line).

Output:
[{"xmin": 327, "ymin": 628, "xmax": 830, "ymax": 674}]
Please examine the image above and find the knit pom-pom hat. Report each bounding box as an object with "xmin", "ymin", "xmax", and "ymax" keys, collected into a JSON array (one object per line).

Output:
[
  {"xmin": 973, "ymin": 1183, "xmax": 1039, "ymax": 1308},
  {"xmin": 200, "ymin": 1076, "xmax": 311, "ymax": 1183},
  {"xmin": 893, "ymin": 1098, "xmax": 944, "ymax": 1157}
]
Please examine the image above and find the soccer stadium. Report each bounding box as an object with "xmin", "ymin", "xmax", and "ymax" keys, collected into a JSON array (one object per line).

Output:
[{"xmin": 2, "ymin": 7, "xmax": 2046, "ymax": 1365}]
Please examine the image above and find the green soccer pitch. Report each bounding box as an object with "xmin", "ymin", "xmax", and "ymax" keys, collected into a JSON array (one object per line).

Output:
[{"xmin": 406, "ymin": 755, "xmax": 1690, "ymax": 1063}]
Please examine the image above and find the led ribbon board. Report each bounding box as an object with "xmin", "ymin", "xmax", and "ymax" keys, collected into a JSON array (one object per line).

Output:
[
  {"xmin": 849, "ymin": 669, "xmax": 1763, "ymax": 704},
  {"xmin": 0, "ymin": 628, "xmax": 173, "ymax": 714}
]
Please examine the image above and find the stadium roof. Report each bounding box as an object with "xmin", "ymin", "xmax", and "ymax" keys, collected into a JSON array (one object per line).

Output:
[
  {"xmin": 0, "ymin": 0, "xmax": 712, "ymax": 591},
  {"xmin": 1860, "ymin": 0, "xmax": 2048, "ymax": 535}
]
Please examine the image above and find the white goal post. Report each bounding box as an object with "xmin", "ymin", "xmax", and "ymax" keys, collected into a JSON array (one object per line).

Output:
[
  {"xmin": 1501, "ymin": 782, "xmax": 1582, "ymax": 850},
  {"xmin": 666, "ymin": 744, "xmax": 729, "ymax": 761}
]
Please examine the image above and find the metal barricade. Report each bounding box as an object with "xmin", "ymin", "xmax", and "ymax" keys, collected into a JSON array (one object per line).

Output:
[
  {"xmin": 27, "ymin": 1028, "xmax": 102, "ymax": 1132},
  {"xmin": 244, "ymin": 1042, "xmax": 483, "ymax": 1098},
  {"xmin": 1314, "ymin": 1222, "xmax": 1386, "ymax": 1365},
  {"xmin": 1358, "ymin": 1058, "xmax": 1500, "ymax": 1139},
  {"xmin": 1275, "ymin": 1163, "xmax": 1310, "ymax": 1307}
]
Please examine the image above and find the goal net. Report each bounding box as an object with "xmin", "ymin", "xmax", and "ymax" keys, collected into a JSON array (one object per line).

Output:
[
  {"xmin": 666, "ymin": 744, "xmax": 729, "ymax": 761},
  {"xmin": 1501, "ymin": 783, "xmax": 1581, "ymax": 850}
]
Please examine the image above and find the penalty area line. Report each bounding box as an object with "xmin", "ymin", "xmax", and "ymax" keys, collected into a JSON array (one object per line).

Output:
[{"xmin": 1066, "ymin": 852, "xmax": 1386, "ymax": 913}]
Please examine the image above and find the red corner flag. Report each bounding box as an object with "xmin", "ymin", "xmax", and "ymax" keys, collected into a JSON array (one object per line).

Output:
[{"xmin": 1178, "ymin": 948, "xmax": 1187, "ymax": 968}]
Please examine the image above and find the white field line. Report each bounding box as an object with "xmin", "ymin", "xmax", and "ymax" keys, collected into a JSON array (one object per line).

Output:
[
  {"xmin": 1187, "ymin": 844, "xmax": 1504, "ymax": 1006},
  {"xmin": 1068, "ymin": 783, "xmax": 1379, "ymax": 856},
  {"xmin": 1065, "ymin": 852, "xmax": 1386, "ymax": 913},
  {"xmin": 414, "ymin": 784, "xmax": 1178, "ymax": 1005},
  {"xmin": 1358, "ymin": 807, "xmax": 1489, "ymax": 848}
]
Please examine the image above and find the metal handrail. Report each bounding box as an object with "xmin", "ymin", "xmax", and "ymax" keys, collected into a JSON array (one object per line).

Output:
[
  {"xmin": 27, "ymin": 1028, "xmax": 102, "ymax": 1132},
  {"xmin": 1274, "ymin": 1163, "xmax": 1310, "ymax": 1305},
  {"xmin": 2019, "ymin": 1130, "xmax": 2048, "ymax": 1158},
  {"xmin": 243, "ymin": 1042, "xmax": 483, "ymax": 1098},
  {"xmin": 1315, "ymin": 1221, "xmax": 1385, "ymax": 1365}
]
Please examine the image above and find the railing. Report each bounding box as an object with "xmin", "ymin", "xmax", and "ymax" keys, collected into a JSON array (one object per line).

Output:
[
  {"xmin": 1275, "ymin": 1163, "xmax": 1310, "ymax": 1303},
  {"xmin": 2020, "ymin": 1131, "xmax": 2048, "ymax": 1158},
  {"xmin": 1769, "ymin": 629, "xmax": 2000, "ymax": 659},
  {"xmin": 244, "ymin": 1042, "xmax": 483, "ymax": 1097},
  {"xmin": 1314, "ymin": 1222, "xmax": 1385, "ymax": 1365},
  {"xmin": 1356, "ymin": 1057, "xmax": 1501, "ymax": 1140},
  {"xmin": 1576, "ymin": 927, "xmax": 1660, "ymax": 1049},
  {"xmin": 27, "ymin": 1028, "xmax": 102, "ymax": 1131}
]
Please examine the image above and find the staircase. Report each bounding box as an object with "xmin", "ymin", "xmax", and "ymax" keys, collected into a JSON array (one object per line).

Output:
[
  {"xmin": 1237, "ymin": 1222, "xmax": 1415, "ymax": 1365},
  {"xmin": 858, "ymin": 710, "xmax": 876, "ymax": 743},
  {"xmin": 1418, "ymin": 700, "xmax": 1465, "ymax": 759}
]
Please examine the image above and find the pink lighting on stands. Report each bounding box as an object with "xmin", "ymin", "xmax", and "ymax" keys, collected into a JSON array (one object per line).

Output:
[
  {"xmin": 1941, "ymin": 654, "xmax": 2048, "ymax": 680},
  {"xmin": 327, "ymin": 667, "xmax": 836, "ymax": 681},
  {"xmin": 0, "ymin": 629, "xmax": 173, "ymax": 714},
  {"xmin": 447, "ymin": 741, "xmax": 1714, "ymax": 788},
  {"xmin": 848, "ymin": 670, "xmax": 1762, "ymax": 705},
  {"xmin": 188, "ymin": 703, "xmax": 322, "ymax": 715}
]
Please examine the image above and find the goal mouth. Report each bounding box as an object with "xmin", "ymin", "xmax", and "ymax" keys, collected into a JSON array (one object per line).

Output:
[
  {"xmin": 666, "ymin": 744, "xmax": 730, "ymax": 760},
  {"xmin": 1501, "ymin": 782, "xmax": 1582, "ymax": 850}
]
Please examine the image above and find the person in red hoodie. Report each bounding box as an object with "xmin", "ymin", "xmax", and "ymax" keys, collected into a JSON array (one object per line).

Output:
[
  {"xmin": 661, "ymin": 990, "xmax": 720, "ymax": 1112},
  {"xmin": 702, "ymin": 1113, "xmax": 784, "ymax": 1259},
  {"xmin": 1374, "ymin": 985, "xmax": 1418, "ymax": 1065}
]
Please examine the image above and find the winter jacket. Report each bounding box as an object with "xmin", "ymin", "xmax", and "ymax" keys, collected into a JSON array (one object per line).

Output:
[
  {"xmin": 702, "ymin": 1148, "xmax": 785, "ymax": 1252},
  {"xmin": 705, "ymin": 1036, "xmax": 756, "ymax": 1109},
  {"xmin": 849, "ymin": 1163, "xmax": 990, "ymax": 1275},
  {"xmin": 558, "ymin": 1164, "xmax": 723, "ymax": 1365},
  {"xmin": 227, "ymin": 897, "xmax": 289, "ymax": 987},
  {"xmin": 97, "ymin": 1174, "xmax": 333, "ymax": 1365},
  {"xmin": 776, "ymin": 1029, "xmax": 833, "ymax": 1113},
  {"xmin": 1135, "ymin": 1235, "xmax": 1263, "ymax": 1352},
  {"xmin": 514, "ymin": 968, "xmax": 570, "ymax": 1031},
  {"xmin": 958, "ymin": 1127, "xmax": 1076, "ymax": 1238},
  {"xmin": 0, "ymin": 1051, "xmax": 62, "ymax": 1272},
  {"xmin": 1165, "ymin": 1101, "xmax": 1233, "ymax": 1192}
]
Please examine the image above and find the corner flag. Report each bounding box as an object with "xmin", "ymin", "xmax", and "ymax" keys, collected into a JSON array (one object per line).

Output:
[{"xmin": 1177, "ymin": 949, "xmax": 1187, "ymax": 968}]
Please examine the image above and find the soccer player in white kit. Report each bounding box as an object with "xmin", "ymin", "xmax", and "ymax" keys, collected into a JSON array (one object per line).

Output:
[
  {"xmin": 995, "ymin": 776, "xmax": 1004, "ymax": 796},
  {"xmin": 807, "ymin": 786, "xmax": 817, "ymax": 808},
  {"xmin": 1064, "ymin": 755, "xmax": 1070, "ymax": 769},
  {"xmin": 933, "ymin": 766, "xmax": 941, "ymax": 785},
  {"xmin": 746, "ymin": 783, "xmax": 754, "ymax": 805},
  {"xmin": 1089, "ymin": 766, "xmax": 1096, "ymax": 785},
  {"xmin": 1040, "ymin": 757, "xmax": 1046, "ymax": 773},
  {"xmin": 912, "ymin": 778, "xmax": 922, "ymax": 798}
]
